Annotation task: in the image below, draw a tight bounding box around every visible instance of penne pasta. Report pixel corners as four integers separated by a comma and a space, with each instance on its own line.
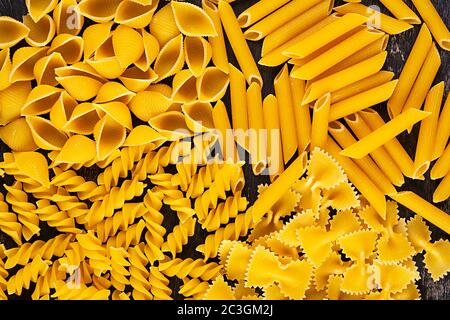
229, 63, 248, 151
379, 0, 421, 24
310, 93, 331, 150
237, 0, 290, 28
432, 94, 450, 160
247, 82, 267, 175
263, 95, 284, 180
212, 100, 236, 162
433, 172, 450, 203
431, 144, 450, 180
290, 77, 311, 153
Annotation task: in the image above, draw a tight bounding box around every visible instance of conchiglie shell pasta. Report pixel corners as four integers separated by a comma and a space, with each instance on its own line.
112, 25, 145, 68
55, 135, 96, 164
82, 21, 113, 60
26, 0, 58, 23
0, 81, 32, 125
184, 36, 212, 77
150, 3, 180, 47
77, 0, 122, 23
86, 57, 125, 79
171, 1, 217, 37
123, 125, 165, 147
33, 52, 66, 86
94, 101, 132, 130
0, 16, 30, 49
9, 46, 47, 83
115, 0, 158, 29
64, 102, 101, 135
94, 115, 126, 161
0, 48, 12, 90
14, 151, 50, 188
54, 61, 104, 80
154, 34, 184, 81
26, 115, 68, 150
172, 69, 198, 103
94, 82, 135, 104
148, 83, 172, 97
0, 118, 38, 151
129, 0, 152, 5
56, 75, 103, 101
49, 91, 77, 130
135, 30, 160, 72
182, 101, 215, 133
48, 34, 84, 64
23, 14, 55, 47
119, 66, 157, 92
129, 90, 172, 121
53, 0, 84, 35
149, 111, 192, 141
197, 67, 229, 102
21, 84, 62, 116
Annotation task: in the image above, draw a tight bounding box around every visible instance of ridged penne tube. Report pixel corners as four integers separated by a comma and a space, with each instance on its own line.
387, 24, 432, 118
261, 0, 331, 57
413, 82, 444, 178
359, 108, 416, 179
21, 84, 62, 116
115, 0, 158, 28
212, 100, 235, 162
171, 69, 197, 103
331, 71, 394, 104
329, 121, 396, 195
119, 66, 157, 92
129, 90, 171, 122
64, 103, 100, 134
341, 109, 431, 160
433, 173, 450, 203
284, 13, 367, 59
112, 25, 145, 68
135, 30, 159, 72
293, 28, 384, 80
53, 0, 84, 35
26, 0, 58, 22
49, 91, 77, 130
229, 64, 248, 151
411, 0, 450, 50
334, 3, 413, 35
9, 47, 47, 83
402, 44, 441, 115
326, 137, 386, 218
290, 77, 311, 153
0, 82, 31, 125
0, 118, 38, 151
184, 37, 212, 77
311, 94, 331, 150
95, 101, 132, 130
57, 75, 103, 101
274, 65, 298, 164
244, 0, 323, 41
0, 17, 30, 49
82, 21, 113, 60
237, 0, 290, 28
344, 113, 404, 187
431, 144, 450, 180
149, 111, 192, 141
94, 115, 126, 161
247, 82, 267, 175
329, 80, 398, 122
23, 14, 55, 47
55, 135, 97, 165
197, 67, 229, 102
154, 34, 185, 82
432, 94, 450, 160
26, 116, 68, 150
379, 0, 421, 24
33, 52, 66, 86
77, 0, 122, 23
218, 0, 262, 86
48, 34, 84, 64
390, 192, 450, 235
149, 3, 180, 47
0, 48, 12, 90
303, 52, 387, 104
171, 1, 217, 37
182, 101, 215, 133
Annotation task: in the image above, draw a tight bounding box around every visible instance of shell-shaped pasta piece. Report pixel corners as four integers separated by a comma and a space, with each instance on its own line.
129, 90, 172, 121
149, 111, 192, 141
21, 84, 62, 116
9, 46, 47, 83
0, 81, 32, 125
135, 29, 160, 72
197, 67, 229, 102
182, 101, 214, 133
184, 36, 212, 77
95, 101, 132, 130
154, 34, 184, 81
14, 151, 50, 187
53, 0, 84, 35
56, 75, 103, 101
123, 125, 165, 147
94, 115, 126, 161
26, 116, 68, 150
48, 34, 84, 64
171, 1, 217, 37
0, 48, 12, 90
119, 66, 157, 92
149, 3, 180, 47
26, 0, 58, 22
54, 61, 104, 81
82, 21, 113, 60
23, 14, 55, 47
172, 69, 197, 103
33, 52, 66, 86
55, 135, 96, 164
0, 16, 30, 49
77, 0, 122, 23
0, 118, 38, 151
64, 102, 100, 134
86, 57, 125, 79
94, 81, 135, 104
148, 83, 172, 97
115, 0, 158, 28
49, 91, 77, 130
112, 25, 145, 68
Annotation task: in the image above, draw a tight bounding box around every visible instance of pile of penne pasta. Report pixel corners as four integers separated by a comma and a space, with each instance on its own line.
0, 0, 449, 300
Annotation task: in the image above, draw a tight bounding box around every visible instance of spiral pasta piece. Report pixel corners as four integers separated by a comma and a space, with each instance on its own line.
149, 267, 172, 300
159, 257, 222, 281
162, 217, 197, 258
6, 255, 50, 296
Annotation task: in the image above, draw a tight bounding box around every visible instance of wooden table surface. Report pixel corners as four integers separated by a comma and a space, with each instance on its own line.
0, 0, 449, 300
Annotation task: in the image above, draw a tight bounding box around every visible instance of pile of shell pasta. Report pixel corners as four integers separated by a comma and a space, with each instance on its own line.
0, 0, 449, 300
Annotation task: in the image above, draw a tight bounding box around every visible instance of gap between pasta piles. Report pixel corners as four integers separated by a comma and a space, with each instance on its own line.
0, 0, 449, 300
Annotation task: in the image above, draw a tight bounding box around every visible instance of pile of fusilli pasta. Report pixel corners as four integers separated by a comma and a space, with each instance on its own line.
0, 0, 449, 300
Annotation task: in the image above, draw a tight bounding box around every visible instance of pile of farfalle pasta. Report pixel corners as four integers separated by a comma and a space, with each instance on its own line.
0, 0, 449, 300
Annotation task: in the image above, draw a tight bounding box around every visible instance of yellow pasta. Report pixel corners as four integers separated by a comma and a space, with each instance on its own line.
171, 1, 217, 37
229, 63, 248, 151
263, 95, 284, 179
149, 2, 180, 47
0, 17, 30, 50
182, 101, 215, 133
26, 0, 57, 23
171, 69, 197, 104
290, 77, 311, 153
53, 0, 84, 35
379, 0, 421, 24
114, 0, 158, 29
0, 48, 11, 90
153, 34, 184, 81
310, 93, 331, 150
33, 52, 66, 86
184, 36, 212, 77
77, 0, 122, 23
112, 25, 145, 68
10, 46, 47, 83
237, 0, 290, 28
434, 172, 450, 203
0, 81, 31, 125
196, 67, 229, 102
48, 34, 84, 65
432, 94, 450, 160
23, 14, 55, 47
212, 100, 236, 162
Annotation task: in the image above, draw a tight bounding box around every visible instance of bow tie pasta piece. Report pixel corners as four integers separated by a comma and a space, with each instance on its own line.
54, 135, 96, 165
0, 81, 32, 125
77, 0, 122, 23
135, 30, 160, 72
321, 181, 360, 211
171, 69, 198, 103
306, 147, 347, 190
154, 34, 185, 82
115, 0, 158, 29
26, 116, 68, 150
184, 36, 212, 77
0, 48, 11, 90
22, 14, 55, 47
338, 230, 378, 261
314, 253, 350, 291
223, 241, 252, 281
277, 210, 316, 248
0, 17, 30, 50
33, 52, 66, 86
203, 275, 235, 300
257, 184, 300, 219
48, 34, 84, 65
10, 46, 47, 83
391, 283, 421, 300
292, 178, 322, 215
21, 84, 62, 116
171, 1, 217, 37
149, 3, 180, 47
374, 262, 418, 296
0, 118, 38, 152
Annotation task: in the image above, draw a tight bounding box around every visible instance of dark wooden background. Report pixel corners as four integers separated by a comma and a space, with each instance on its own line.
0, 0, 448, 300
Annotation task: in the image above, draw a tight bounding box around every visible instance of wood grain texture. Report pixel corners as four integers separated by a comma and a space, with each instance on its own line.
0, 0, 449, 300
